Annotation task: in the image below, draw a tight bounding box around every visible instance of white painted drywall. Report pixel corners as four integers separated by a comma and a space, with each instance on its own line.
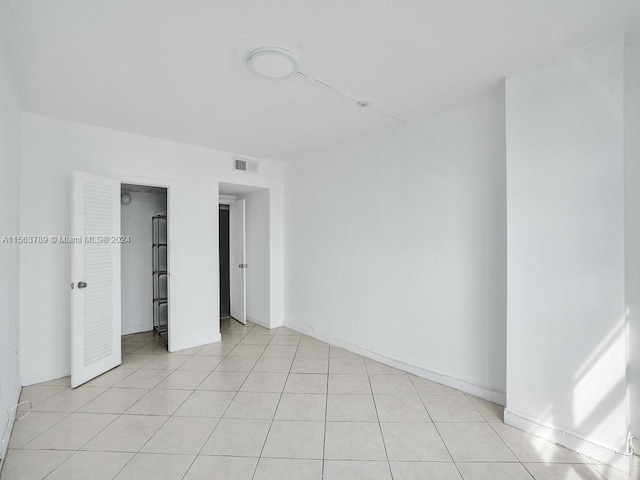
0, 38, 22, 460
269, 185, 285, 328
505, 38, 627, 464
121, 192, 167, 335
239, 189, 270, 327
19, 114, 284, 385
284, 95, 507, 401
625, 44, 640, 451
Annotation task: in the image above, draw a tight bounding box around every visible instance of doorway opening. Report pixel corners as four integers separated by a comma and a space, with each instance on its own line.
121, 183, 169, 351
219, 182, 270, 330
219, 204, 231, 318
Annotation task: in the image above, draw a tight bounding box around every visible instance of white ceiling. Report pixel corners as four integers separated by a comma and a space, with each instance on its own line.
1, 0, 639, 161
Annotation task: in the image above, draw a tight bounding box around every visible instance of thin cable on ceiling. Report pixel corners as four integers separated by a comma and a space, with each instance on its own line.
296, 71, 408, 125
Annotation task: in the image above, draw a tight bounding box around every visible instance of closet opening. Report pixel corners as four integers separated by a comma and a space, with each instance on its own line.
121, 183, 170, 352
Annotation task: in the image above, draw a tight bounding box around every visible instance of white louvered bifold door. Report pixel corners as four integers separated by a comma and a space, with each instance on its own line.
71, 171, 121, 388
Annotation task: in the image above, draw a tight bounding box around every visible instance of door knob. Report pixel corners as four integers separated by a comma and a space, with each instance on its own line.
78, 281, 88, 289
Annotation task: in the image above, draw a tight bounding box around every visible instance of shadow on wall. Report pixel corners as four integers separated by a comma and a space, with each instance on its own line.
571, 320, 627, 452
528, 319, 629, 473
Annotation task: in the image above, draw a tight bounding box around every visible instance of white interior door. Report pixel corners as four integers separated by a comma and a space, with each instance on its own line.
71, 171, 122, 388
229, 199, 246, 324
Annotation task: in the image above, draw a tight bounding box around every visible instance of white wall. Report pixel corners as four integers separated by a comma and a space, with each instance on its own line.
625, 44, 640, 452
121, 191, 167, 335
240, 189, 271, 328
505, 38, 628, 467
19, 114, 284, 385
269, 185, 285, 327
0, 39, 22, 461
285, 95, 507, 402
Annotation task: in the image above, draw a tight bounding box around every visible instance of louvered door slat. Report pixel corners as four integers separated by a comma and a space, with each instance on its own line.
71, 172, 121, 388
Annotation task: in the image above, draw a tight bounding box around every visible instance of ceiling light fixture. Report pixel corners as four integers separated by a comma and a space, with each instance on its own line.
247, 47, 298, 79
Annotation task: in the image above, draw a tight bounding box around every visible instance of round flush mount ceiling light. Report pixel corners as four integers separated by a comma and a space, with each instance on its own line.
120, 192, 132, 206
247, 47, 298, 79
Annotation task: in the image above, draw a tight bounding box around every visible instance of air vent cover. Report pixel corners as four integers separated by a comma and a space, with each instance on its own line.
233, 157, 258, 173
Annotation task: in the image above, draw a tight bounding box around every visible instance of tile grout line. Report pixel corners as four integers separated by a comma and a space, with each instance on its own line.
107, 332, 200, 480
480, 401, 608, 480
30, 335, 157, 478
465, 395, 584, 479
178, 321, 260, 480
94, 331, 222, 479
321, 348, 331, 479
9, 331, 195, 479
365, 358, 395, 480
250, 327, 303, 480
475, 401, 535, 479
11, 410, 72, 451
411, 376, 466, 480
11, 328, 617, 480
34, 333, 165, 479
77, 337, 155, 479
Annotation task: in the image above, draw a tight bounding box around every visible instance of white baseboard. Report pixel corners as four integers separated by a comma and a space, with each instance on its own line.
170, 331, 221, 353
22, 366, 70, 387
1, 384, 22, 462
284, 321, 506, 406
246, 315, 269, 329
246, 315, 284, 330
504, 410, 631, 472
268, 317, 284, 329
122, 322, 153, 335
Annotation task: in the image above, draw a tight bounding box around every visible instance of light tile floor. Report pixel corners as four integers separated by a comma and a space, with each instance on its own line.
2, 319, 639, 479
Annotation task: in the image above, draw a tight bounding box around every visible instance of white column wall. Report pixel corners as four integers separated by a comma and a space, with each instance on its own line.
625, 44, 640, 453
505, 37, 628, 468
0, 38, 22, 461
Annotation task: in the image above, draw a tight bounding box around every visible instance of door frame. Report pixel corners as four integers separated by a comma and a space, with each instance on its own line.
217, 182, 272, 329
219, 194, 244, 324
119, 175, 175, 352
